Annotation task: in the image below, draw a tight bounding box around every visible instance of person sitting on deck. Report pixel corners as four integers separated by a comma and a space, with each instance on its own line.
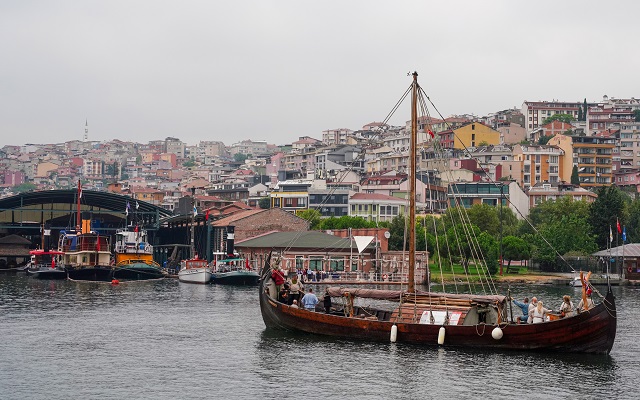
559, 295, 575, 318
527, 297, 538, 323
291, 299, 299, 309
531, 300, 551, 323
512, 297, 530, 324
301, 288, 319, 312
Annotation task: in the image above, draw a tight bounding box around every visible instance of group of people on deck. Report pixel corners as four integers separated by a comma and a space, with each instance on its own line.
512, 290, 595, 324
271, 267, 332, 312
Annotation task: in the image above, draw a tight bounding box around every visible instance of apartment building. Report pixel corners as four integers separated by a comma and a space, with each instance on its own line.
438, 122, 500, 150
549, 135, 615, 189
512, 144, 564, 188
521, 100, 584, 134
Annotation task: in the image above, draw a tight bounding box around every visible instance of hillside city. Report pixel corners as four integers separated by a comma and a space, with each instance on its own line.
2, 95, 640, 221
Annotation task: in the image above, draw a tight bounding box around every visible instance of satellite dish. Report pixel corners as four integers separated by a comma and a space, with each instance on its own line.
384, 231, 391, 239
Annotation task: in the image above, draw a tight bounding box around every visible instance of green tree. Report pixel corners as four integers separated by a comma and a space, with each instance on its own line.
477, 231, 499, 275
542, 113, 575, 125
501, 235, 531, 267
626, 199, 640, 243
317, 216, 377, 231
467, 203, 500, 237
13, 182, 37, 193
234, 153, 249, 163
183, 159, 196, 168
527, 215, 597, 271
634, 109, 640, 122
258, 197, 270, 209
578, 106, 583, 121
571, 165, 580, 185
583, 98, 588, 121
296, 209, 321, 229
538, 135, 553, 145
589, 185, 628, 249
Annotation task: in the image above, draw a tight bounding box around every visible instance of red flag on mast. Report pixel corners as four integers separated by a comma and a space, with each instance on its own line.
617, 218, 622, 234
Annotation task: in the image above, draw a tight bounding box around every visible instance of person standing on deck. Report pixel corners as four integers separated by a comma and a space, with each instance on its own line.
301, 288, 319, 311
323, 288, 332, 313
271, 267, 286, 300
578, 291, 595, 312
289, 276, 303, 306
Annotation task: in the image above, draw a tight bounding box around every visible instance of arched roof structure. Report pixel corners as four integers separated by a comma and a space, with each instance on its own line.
0, 190, 172, 233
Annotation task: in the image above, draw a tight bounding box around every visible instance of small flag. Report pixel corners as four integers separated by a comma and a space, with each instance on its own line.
427, 129, 434, 138
136, 201, 139, 210
609, 225, 613, 243
617, 218, 622, 234
193, 206, 198, 217
623, 226, 627, 242
126, 201, 130, 216
79, 187, 83, 199
205, 209, 210, 221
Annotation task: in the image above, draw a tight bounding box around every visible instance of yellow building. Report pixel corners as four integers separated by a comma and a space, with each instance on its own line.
439, 122, 500, 150
548, 134, 615, 189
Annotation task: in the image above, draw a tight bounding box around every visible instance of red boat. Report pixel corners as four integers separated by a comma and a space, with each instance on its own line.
259, 72, 616, 354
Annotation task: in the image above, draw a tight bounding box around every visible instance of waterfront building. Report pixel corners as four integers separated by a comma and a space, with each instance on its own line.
527, 181, 597, 207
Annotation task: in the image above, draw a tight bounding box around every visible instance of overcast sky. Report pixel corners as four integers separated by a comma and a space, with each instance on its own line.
1, 1, 638, 148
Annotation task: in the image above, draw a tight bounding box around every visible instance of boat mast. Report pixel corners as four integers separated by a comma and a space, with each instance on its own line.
408, 72, 418, 293
190, 188, 196, 259
76, 179, 82, 233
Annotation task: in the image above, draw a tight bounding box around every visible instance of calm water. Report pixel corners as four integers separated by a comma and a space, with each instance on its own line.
1, 274, 638, 400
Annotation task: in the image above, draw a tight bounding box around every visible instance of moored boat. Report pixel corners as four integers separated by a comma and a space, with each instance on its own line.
59, 180, 113, 282
26, 249, 67, 280
61, 230, 113, 281
258, 72, 617, 354
177, 195, 212, 284
112, 226, 164, 281
178, 257, 212, 284
210, 228, 259, 285
211, 257, 259, 285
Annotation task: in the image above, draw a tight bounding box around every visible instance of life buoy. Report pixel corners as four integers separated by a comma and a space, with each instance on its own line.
383, 274, 388, 281
628, 266, 633, 274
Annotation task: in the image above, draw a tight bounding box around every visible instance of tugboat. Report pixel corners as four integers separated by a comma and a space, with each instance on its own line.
112, 215, 165, 281
60, 181, 113, 281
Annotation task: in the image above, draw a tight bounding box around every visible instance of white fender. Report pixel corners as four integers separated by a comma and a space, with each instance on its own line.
390, 324, 398, 343
492, 326, 503, 340
437, 326, 445, 345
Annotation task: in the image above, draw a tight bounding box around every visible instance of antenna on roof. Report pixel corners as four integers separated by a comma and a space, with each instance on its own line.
83, 119, 89, 142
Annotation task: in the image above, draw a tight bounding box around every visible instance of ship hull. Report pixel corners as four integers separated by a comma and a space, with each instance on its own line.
259, 273, 616, 354
212, 270, 259, 285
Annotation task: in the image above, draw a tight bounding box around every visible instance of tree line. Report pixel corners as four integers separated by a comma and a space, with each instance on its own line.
296, 185, 634, 274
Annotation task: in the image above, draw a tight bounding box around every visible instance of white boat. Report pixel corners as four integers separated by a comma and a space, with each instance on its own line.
178, 257, 212, 284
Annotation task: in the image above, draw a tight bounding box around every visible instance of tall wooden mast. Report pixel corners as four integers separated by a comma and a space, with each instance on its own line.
408, 72, 418, 293
76, 179, 82, 233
